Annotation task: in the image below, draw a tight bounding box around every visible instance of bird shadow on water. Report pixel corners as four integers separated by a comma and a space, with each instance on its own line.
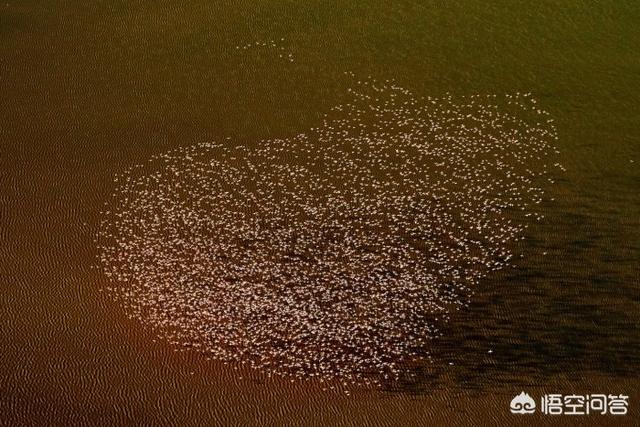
382, 190, 640, 395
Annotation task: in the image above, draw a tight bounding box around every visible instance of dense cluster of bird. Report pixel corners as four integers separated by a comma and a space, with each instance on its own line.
96, 76, 561, 385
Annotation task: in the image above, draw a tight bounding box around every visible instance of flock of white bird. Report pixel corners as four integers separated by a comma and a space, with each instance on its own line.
96, 76, 561, 386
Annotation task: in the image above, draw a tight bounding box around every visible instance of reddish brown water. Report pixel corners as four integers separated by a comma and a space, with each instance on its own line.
2, 1, 638, 425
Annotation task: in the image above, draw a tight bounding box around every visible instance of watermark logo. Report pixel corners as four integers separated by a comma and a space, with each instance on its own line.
510, 392, 629, 416
510, 391, 536, 414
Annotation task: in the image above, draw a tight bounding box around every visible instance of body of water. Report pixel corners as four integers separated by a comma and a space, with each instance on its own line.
1, 1, 638, 425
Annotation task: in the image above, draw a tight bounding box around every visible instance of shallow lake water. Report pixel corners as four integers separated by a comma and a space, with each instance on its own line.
1, 1, 638, 425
